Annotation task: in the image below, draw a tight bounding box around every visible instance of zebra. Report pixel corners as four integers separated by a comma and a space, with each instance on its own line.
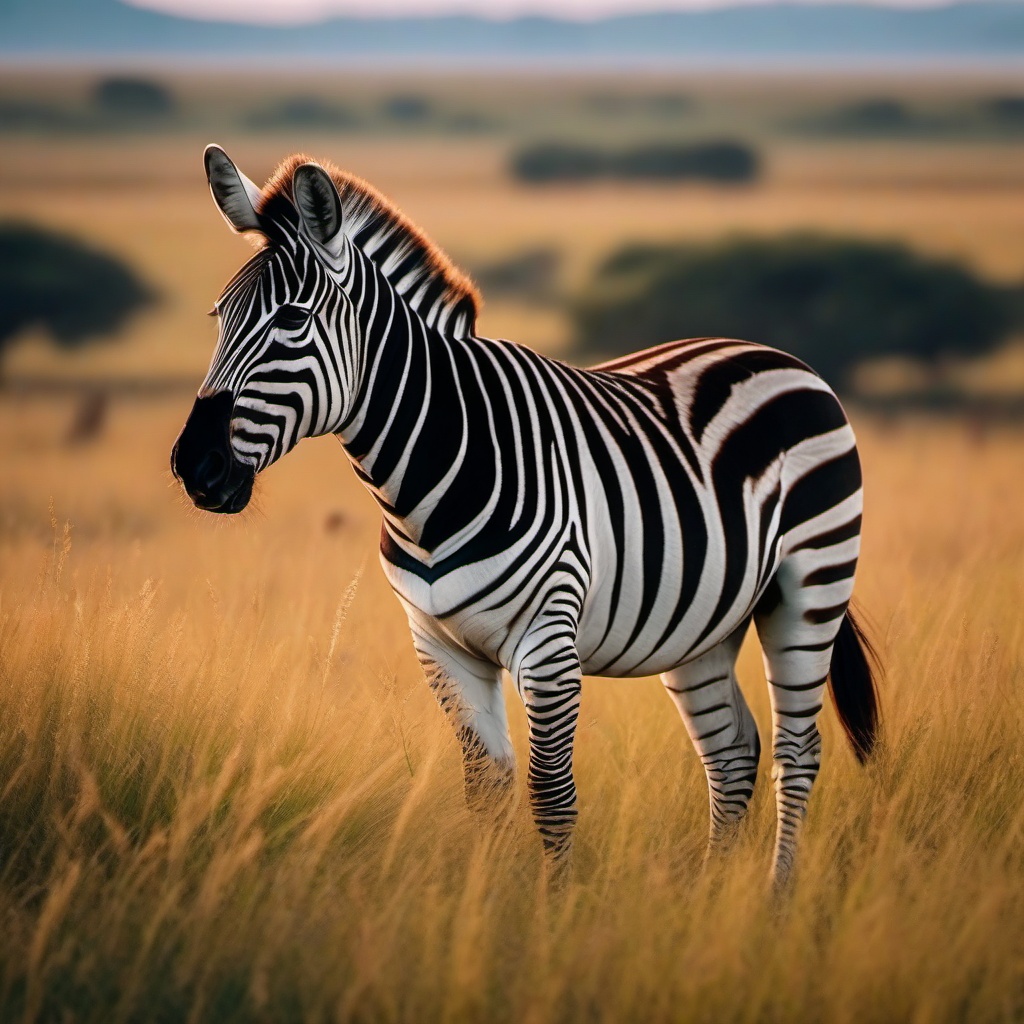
172, 145, 879, 887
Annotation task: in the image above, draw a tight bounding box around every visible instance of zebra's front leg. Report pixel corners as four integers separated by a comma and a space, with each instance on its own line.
412, 634, 515, 816
514, 640, 582, 869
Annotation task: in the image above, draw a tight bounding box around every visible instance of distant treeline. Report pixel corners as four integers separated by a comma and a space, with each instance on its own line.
0, 78, 497, 135
795, 94, 1024, 137
244, 93, 496, 134
570, 235, 1022, 389
4, 76, 1023, 142
510, 141, 759, 184
0, 76, 176, 132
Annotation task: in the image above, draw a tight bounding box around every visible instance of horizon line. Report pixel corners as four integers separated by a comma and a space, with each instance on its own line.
122, 0, 1007, 28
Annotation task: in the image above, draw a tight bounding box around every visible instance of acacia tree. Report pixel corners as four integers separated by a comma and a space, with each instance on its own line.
93, 77, 175, 118
572, 234, 1015, 389
0, 223, 155, 377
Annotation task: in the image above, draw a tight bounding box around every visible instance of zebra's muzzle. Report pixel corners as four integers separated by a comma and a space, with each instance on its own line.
171, 390, 255, 514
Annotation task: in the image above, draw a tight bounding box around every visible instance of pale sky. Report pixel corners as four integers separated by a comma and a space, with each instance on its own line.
127, 0, 973, 25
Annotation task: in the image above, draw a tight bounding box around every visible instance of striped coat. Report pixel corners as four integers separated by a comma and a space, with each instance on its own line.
173, 147, 879, 886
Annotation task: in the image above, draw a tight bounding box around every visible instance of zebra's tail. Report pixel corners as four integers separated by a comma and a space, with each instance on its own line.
827, 607, 881, 764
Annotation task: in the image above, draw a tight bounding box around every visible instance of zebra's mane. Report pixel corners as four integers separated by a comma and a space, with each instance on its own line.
258, 154, 481, 339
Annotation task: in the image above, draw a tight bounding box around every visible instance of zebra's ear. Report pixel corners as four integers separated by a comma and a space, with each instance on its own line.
292, 163, 343, 248
204, 144, 263, 234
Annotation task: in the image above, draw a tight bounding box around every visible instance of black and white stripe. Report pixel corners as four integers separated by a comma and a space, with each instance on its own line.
175, 146, 879, 886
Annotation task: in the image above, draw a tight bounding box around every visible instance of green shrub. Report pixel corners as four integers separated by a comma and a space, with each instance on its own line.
571, 234, 1016, 388
0, 223, 155, 367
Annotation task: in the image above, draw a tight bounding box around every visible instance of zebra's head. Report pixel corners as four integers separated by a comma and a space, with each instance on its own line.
172, 145, 480, 515
172, 145, 361, 513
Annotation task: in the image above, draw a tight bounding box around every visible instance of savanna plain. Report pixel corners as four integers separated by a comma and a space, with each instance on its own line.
1, 69, 1024, 1023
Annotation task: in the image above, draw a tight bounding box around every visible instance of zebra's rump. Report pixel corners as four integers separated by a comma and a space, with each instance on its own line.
572, 338, 862, 677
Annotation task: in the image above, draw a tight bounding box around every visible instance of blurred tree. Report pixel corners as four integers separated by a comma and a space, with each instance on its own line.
611, 141, 758, 182
382, 94, 432, 123
511, 140, 759, 184
0, 100, 76, 131
245, 96, 359, 131
795, 97, 930, 138
830, 98, 910, 131
0, 223, 155, 374
572, 235, 1015, 389
985, 95, 1024, 125
444, 110, 498, 134
64, 390, 109, 446
583, 92, 694, 117
470, 248, 561, 304
93, 76, 174, 118
648, 93, 695, 116
511, 143, 607, 183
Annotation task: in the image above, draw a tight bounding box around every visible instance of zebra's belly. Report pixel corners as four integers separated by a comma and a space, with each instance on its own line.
384, 479, 782, 680
574, 561, 768, 679
573, 474, 780, 679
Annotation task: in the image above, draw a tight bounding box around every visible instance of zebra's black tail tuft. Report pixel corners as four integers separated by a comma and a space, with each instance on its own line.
827, 608, 880, 764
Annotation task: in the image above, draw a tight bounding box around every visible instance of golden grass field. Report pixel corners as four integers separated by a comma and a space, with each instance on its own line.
1, 70, 1024, 1022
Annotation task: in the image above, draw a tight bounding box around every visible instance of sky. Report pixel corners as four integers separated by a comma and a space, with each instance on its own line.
126, 0, 978, 25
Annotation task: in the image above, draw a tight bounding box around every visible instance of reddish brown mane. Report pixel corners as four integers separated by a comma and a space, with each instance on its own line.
257, 154, 480, 337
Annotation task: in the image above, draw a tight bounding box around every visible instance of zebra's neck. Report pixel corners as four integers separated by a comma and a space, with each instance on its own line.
334, 264, 490, 559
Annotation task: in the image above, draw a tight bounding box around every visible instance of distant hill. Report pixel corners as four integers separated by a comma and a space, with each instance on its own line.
2, 0, 1024, 61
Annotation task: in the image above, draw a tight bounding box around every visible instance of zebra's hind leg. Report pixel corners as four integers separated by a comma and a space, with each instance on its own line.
662, 621, 760, 860
412, 633, 515, 816
754, 552, 856, 889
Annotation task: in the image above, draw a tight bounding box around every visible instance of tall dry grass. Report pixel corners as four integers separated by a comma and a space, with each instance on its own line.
1, 398, 1023, 1023
2, 77, 1024, 1018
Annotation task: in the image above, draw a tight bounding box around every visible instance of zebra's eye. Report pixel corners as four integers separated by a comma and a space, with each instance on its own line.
272, 305, 311, 332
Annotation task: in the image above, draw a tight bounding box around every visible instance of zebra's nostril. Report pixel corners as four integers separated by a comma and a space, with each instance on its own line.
195, 449, 229, 492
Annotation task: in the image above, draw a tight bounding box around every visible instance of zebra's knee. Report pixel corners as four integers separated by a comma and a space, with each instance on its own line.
533, 802, 577, 863
768, 721, 822, 883
771, 724, 822, 797
704, 731, 761, 839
